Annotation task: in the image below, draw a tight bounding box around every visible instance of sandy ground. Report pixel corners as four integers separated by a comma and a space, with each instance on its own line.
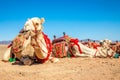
0, 45, 120, 80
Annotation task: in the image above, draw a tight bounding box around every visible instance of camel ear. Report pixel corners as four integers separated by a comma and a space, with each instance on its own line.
41, 17, 45, 24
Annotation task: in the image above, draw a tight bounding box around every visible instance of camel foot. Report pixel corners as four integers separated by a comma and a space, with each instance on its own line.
50, 58, 59, 63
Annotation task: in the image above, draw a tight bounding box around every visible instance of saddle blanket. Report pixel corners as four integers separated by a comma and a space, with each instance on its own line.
52, 41, 67, 58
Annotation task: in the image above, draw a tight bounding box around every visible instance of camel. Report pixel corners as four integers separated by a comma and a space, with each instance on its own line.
68, 39, 116, 58
52, 34, 116, 58
2, 17, 59, 65
25, 17, 59, 63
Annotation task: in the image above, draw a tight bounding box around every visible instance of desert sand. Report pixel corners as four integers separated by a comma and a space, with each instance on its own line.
0, 45, 120, 80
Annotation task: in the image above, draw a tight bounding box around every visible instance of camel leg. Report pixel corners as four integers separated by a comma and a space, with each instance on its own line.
2, 47, 11, 61
74, 52, 92, 57
73, 42, 96, 57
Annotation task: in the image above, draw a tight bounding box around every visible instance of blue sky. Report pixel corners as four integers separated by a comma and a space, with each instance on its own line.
0, 0, 120, 41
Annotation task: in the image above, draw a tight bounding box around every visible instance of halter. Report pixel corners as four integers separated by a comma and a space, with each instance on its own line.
94, 47, 115, 58
31, 20, 42, 35
107, 48, 115, 58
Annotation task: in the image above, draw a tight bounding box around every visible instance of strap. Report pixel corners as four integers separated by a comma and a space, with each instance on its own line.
70, 38, 82, 54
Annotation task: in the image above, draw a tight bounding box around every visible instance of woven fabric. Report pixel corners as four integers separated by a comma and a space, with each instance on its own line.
52, 41, 67, 58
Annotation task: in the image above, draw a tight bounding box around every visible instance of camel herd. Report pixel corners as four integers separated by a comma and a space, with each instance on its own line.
2, 17, 120, 65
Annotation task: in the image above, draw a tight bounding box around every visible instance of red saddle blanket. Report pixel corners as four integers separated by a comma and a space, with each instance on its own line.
52, 41, 67, 58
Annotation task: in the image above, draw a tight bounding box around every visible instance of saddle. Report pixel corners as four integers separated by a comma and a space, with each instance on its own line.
52, 41, 68, 58
10, 31, 31, 59
52, 36, 71, 58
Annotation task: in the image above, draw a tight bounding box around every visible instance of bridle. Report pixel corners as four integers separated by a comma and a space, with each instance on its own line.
31, 20, 42, 35
107, 48, 115, 58
93, 44, 115, 58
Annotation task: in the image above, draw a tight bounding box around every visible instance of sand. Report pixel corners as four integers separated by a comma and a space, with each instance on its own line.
0, 45, 120, 80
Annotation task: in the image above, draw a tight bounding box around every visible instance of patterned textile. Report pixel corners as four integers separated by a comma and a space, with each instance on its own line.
11, 31, 30, 59
52, 41, 68, 58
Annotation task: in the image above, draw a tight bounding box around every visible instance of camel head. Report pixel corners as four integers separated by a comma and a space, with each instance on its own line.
100, 39, 112, 49
100, 39, 116, 57
23, 17, 45, 32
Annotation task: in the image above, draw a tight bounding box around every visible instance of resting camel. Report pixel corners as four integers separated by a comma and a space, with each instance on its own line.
2, 17, 59, 65
69, 38, 116, 58
52, 34, 116, 58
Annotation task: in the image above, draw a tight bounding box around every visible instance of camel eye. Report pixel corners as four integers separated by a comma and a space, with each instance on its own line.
36, 23, 39, 26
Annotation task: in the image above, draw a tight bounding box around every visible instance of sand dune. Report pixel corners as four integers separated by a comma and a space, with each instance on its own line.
0, 45, 120, 80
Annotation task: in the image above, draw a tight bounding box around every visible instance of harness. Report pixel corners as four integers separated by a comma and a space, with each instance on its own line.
93, 50, 98, 57
68, 38, 82, 57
